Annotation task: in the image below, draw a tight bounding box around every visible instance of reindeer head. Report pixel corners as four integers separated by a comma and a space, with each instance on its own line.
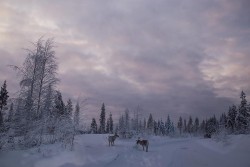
136, 137, 141, 145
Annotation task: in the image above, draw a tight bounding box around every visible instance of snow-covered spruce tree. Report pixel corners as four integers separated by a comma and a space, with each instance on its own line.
219, 113, 227, 129
7, 103, 14, 123
0, 80, 9, 130
143, 118, 147, 133
125, 109, 130, 135
0, 80, 9, 149
90, 118, 97, 134
118, 115, 125, 137
74, 101, 80, 133
153, 120, 158, 135
187, 116, 193, 134
106, 112, 113, 134
205, 116, 218, 136
109, 114, 113, 134
200, 120, 206, 134
147, 113, 154, 134
165, 115, 171, 135
177, 116, 183, 135
65, 99, 73, 117
99, 103, 106, 134
237, 91, 249, 133
227, 105, 237, 133
53, 91, 74, 149
132, 105, 141, 134
183, 119, 187, 133
194, 117, 199, 135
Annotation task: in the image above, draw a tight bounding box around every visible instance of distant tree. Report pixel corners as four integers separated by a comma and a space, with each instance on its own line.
237, 91, 249, 133
147, 113, 154, 134
0, 80, 9, 128
54, 91, 65, 116
106, 112, 113, 134
74, 101, 80, 131
110, 113, 113, 133
7, 103, 14, 123
187, 116, 193, 134
119, 115, 125, 136
143, 118, 147, 132
194, 117, 199, 134
219, 113, 227, 128
200, 120, 206, 133
65, 99, 73, 117
227, 105, 237, 133
205, 116, 218, 135
159, 119, 165, 135
153, 120, 158, 135
125, 109, 130, 133
90, 118, 97, 134
99, 103, 106, 134
183, 119, 187, 133
165, 115, 171, 135
177, 116, 183, 135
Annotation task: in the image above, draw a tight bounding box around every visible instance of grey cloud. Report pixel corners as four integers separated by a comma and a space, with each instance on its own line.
0, 0, 249, 123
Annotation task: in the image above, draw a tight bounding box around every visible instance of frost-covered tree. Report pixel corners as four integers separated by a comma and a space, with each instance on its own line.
119, 115, 125, 136
65, 99, 73, 117
165, 115, 171, 135
187, 116, 193, 134
12, 38, 58, 121
147, 113, 154, 134
125, 109, 130, 133
205, 116, 218, 136
153, 120, 158, 135
183, 119, 187, 133
200, 120, 206, 134
99, 103, 106, 134
143, 118, 147, 132
227, 105, 237, 133
54, 91, 65, 116
0, 80, 9, 128
74, 101, 80, 131
177, 116, 183, 135
194, 117, 199, 134
90, 118, 97, 134
106, 112, 113, 134
237, 91, 249, 133
7, 103, 14, 123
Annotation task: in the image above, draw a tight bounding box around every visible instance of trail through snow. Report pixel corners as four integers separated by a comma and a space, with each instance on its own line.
0, 134, 250, 167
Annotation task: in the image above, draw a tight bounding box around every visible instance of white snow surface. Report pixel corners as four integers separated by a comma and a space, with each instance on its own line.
0, 134, 250, 167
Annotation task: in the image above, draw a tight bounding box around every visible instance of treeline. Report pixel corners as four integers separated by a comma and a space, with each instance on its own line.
89, 91, 250, 139
88, 104, 175, 138
0, 38, 81, 150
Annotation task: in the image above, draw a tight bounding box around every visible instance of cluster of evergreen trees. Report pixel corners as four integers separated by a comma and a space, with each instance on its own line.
89, 91, 250, 138
89, 103, 114, 134
177, 91, 250, 137
0, 38, 81, 150
117, 109, 175, 138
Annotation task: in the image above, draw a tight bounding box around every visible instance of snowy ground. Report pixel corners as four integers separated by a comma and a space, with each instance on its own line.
0, 134, 250, 167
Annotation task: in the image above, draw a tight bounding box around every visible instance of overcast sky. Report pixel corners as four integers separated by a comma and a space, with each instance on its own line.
0, 0, 250, 123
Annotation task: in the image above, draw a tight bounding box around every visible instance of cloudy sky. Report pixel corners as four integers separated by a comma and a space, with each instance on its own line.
0, 0, 250, 123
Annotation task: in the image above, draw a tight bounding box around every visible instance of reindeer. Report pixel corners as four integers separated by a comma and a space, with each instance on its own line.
108, 133, 119, 146
136, 138, 149, 152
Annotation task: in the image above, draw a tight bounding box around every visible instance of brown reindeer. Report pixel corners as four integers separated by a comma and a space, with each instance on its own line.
108, 133, 119, 146
136, 138, 149, 152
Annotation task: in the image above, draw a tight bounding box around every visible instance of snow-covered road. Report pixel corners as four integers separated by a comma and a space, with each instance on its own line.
0, 134, 250, 167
